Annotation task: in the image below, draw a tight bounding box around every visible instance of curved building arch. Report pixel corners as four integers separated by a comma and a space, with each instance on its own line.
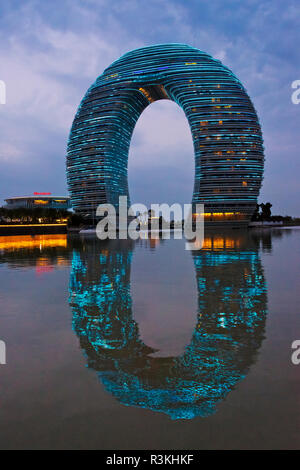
69, 234, 267, 419
67, 44, 264, 225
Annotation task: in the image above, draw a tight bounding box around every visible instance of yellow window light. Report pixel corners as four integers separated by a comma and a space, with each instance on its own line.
138, 87, 154, 103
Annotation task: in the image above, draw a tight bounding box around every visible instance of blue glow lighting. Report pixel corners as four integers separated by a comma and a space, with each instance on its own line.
67, 44, 264, 224
69, 235, 267, 419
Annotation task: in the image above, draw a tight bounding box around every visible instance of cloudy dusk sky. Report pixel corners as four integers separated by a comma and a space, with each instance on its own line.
0, 0, 299, 215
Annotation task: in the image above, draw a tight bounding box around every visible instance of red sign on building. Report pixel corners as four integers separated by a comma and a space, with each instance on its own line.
33, 192, 52, 195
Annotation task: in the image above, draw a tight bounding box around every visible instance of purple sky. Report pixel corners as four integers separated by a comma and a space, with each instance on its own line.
0, 0, 299, 215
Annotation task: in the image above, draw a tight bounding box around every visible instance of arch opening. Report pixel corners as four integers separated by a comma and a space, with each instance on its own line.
128, 99, 194, 211
131, 237, 198, 357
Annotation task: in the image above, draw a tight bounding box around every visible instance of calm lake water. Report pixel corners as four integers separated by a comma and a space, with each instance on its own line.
0, 228, 300, 449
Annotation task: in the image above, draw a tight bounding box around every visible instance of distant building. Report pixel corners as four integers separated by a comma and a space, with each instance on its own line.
4, 194, 71, 210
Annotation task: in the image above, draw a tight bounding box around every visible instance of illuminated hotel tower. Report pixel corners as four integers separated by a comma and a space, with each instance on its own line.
67, 44, 264, 225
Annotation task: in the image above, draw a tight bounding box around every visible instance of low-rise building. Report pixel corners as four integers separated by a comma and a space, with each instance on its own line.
4, 194, 71, 210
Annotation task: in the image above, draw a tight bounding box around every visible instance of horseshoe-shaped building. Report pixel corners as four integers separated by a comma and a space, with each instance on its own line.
67, 44, 264, 225
69, 234, 267, 419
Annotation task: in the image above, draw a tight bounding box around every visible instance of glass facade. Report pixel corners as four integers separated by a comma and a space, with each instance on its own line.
4, 196, 71, 210
67, 44, 264, 224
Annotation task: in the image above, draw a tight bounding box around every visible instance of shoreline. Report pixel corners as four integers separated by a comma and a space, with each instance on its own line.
0, 224, 67, 236
1, 223, 300, 237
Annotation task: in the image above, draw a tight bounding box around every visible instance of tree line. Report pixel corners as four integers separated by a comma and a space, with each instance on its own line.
0, 207, 85, 226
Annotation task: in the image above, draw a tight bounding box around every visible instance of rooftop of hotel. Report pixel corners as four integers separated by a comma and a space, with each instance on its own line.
5, 195, 70, 201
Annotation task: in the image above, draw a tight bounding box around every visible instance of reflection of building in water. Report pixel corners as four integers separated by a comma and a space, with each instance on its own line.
0, 234, 70, 269
70, 239, 139, 352
69, 233, 267, 420
136, 233, 163, 250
